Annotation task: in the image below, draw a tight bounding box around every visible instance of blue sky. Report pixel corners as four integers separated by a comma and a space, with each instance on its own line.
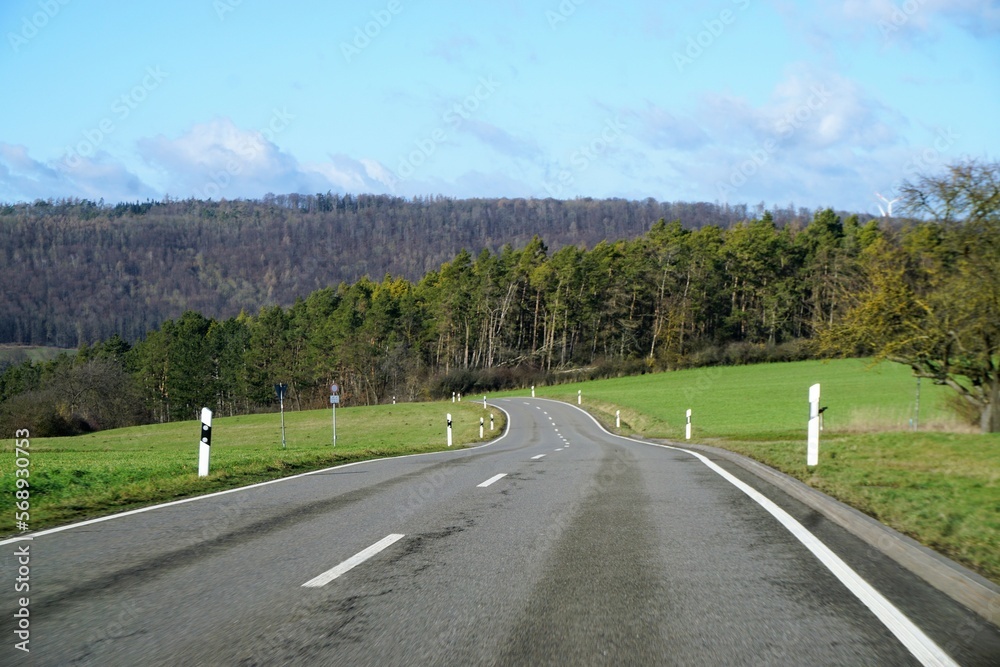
1, 0, 997, 215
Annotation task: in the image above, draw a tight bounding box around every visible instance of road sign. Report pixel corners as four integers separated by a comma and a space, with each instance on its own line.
330, 395, 340, 404
331, 384, 339, 394
274, 383, 287, 400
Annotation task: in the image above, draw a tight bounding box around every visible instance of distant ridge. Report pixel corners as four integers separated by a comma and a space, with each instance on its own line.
0, 194, 850, 347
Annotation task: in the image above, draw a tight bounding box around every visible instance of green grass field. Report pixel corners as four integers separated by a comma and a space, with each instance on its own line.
0, 344, 71, 364
1, 401, 503, 536
3, 358, 997, 585
510, 359, 1000, 584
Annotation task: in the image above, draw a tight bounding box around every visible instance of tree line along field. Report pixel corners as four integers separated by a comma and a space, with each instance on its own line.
0, 195, 824, 348
3, 163, 998, 439
0, 401, 502, 537
515, 358, 1000, 585
2, 207, 889, 435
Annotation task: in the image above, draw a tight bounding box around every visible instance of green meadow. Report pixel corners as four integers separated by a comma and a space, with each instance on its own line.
518, 359, 1000, 584
1, 401, 502, 535
0, 344, 69, 364
3, 357, 997, 585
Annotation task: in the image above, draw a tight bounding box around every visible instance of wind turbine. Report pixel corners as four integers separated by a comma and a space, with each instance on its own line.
875, 192, 901, 217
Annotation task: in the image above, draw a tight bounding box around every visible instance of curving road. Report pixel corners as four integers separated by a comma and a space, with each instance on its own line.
3, 398, 999, 665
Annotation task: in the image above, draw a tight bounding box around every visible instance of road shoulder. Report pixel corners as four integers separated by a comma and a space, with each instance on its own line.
652, 438, 1000, 627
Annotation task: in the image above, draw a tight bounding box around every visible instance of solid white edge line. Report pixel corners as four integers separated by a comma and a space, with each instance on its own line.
0, 403, 513, 547
477, 473, 507, 488
302, 533, 405, 587
525, 397, 958, 667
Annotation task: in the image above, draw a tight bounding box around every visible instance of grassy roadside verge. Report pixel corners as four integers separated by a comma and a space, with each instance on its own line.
509, 359, 1000, 585
1, 401, 504, 537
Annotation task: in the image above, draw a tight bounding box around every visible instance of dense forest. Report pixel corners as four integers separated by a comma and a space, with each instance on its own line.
0, 194, 855, 348
1, 206, 884, 435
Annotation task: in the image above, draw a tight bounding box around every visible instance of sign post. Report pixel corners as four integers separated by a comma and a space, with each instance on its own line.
330, 383, 340, 447
274, 383, 287, 448
808, 383, 820, 466
198, 407, 212, 477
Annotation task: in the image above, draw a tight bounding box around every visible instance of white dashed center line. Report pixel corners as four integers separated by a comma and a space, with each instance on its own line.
302, 534, 405, 587
477, 473, 508, 488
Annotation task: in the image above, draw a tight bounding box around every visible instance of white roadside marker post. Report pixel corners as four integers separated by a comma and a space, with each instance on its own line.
616, 410, 620, 429
480, 417, 484, 438
685, 409, 692, 440
483, 395, 487, 409
490, 413, 495, 431
808, 383, 820, 466
458, 392, 462, 402
275, 383, 287, 448
531, 385, 535, 398
447, 414, 453, 447
198, 407, 212, 477
330, 384, 339, 447
452, 391, 456, 403
577, 389, 582, 405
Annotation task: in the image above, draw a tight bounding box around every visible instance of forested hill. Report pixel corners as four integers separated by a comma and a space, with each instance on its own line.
0, 194, 837, 348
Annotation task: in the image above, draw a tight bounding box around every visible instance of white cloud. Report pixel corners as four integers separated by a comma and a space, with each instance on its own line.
304, 154, 399, 194
0, 143, 157, 203
460, 119, 542, 159
617, 66, 922, 210
631, 67, 901, 156
635, 104, 710, 151
803, 0, 1000, 46
138, 118, 400, 199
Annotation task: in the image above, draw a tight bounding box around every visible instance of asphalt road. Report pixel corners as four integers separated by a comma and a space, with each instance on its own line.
3, 398, 999, 665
